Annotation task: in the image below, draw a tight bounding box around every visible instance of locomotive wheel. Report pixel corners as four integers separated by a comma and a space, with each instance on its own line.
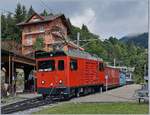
63, 94, 70, 100
42, 94, 47, 99
77, 92, 80, 97
76, 88, 80, 97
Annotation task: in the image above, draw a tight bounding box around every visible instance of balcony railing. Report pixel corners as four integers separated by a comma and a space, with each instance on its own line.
23, 30, 45, 35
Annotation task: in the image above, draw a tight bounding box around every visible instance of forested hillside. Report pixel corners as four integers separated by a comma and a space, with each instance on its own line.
1, 3, 148, 83
120, 32, 148, 48
69, 25, 148, 83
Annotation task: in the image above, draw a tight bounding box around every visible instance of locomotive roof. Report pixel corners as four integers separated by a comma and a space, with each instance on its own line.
67, 50, 103, 61
35, 50, 103, 61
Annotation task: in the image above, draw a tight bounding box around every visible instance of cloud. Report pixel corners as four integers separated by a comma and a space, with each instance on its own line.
70, 8, 96, 28
0, 0, 148, 39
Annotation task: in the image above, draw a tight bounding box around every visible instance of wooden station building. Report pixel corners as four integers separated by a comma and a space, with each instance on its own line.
1, 48, 36, 96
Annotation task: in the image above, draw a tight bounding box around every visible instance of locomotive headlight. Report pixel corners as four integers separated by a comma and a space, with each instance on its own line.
50, 83, 53, 86
41, 80, 45, 84
59, 80, 62, 84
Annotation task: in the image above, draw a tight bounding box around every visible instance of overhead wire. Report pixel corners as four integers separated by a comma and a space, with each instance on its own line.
0, 9, 14, 15
38, 0, 54, 14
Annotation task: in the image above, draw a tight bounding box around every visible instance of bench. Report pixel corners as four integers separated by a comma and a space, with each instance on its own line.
135, 90, 149, 103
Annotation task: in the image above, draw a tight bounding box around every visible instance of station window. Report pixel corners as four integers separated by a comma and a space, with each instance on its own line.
27, 35, 32, 45
39, 25, 44, 32
70, 59, 78, 71
58, 60, 64, 71
99, 63, 104, 71
28, 27, 31, 32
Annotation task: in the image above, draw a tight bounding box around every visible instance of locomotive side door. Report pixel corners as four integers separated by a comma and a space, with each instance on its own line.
55, 57, 67, 88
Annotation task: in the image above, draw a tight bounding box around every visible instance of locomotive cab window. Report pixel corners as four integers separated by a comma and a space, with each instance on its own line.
70, 59, 78, 71
38, 60, 55, 71
99, 63, 104, 71
58, 60, 64, 71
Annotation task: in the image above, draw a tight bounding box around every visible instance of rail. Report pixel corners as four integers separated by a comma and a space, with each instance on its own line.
1, 95, 62, 114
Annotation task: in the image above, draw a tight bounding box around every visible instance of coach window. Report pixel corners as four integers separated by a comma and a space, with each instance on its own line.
58, 60, 64, 71
99, 63, 104, 71
70, 59, 78, 71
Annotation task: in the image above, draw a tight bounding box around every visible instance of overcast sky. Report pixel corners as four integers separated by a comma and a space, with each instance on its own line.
0, 0, 148, 39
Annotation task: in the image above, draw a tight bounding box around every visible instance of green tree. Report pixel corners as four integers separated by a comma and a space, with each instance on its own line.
33, 37, 44, 50
82, 24, 89, 32
14, 3, 26, 42
6, 13, 15, 39
41, 9, 48, 16
14, 3, 23, 23
1, 14, 7, 39
1, 3, 26, 41
22, 5, 27, 20
27, 6, 34, 18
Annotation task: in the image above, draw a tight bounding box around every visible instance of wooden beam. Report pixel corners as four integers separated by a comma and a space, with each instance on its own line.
12, 56, 36, 66
13, 59, 35, 66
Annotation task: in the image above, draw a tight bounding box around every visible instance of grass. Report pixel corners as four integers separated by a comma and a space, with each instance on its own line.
33, 102, 149, 114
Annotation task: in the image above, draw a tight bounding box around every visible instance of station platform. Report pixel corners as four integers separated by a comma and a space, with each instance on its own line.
1, 92, 42, 106
71, 84, 141, 103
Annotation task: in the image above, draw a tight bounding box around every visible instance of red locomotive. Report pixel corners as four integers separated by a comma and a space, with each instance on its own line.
35, 50, 120, 99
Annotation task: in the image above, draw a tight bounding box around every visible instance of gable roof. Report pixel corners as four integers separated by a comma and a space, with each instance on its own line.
25, 12, 45, 23
17, 14, 62, 25
17, 12, 71, 33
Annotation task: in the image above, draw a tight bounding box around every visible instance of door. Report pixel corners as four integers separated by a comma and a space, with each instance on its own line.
55, 57, 67, 87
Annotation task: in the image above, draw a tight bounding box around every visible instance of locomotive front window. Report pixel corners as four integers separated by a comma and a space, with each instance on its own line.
70, 59, 78, 70
58, 60, 64, 70
38, 60, 55, 71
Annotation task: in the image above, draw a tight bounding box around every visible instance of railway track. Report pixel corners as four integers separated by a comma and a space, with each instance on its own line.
1, 96, 62, 114
1, 87, 119, 114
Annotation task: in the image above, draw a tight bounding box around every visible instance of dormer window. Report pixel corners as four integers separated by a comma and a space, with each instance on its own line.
28, 16, 41, 22
30, 16, 41, 22
32, 18, 40, 22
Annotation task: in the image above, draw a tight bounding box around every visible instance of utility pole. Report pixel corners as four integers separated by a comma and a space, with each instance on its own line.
144, 64, 146, 76
77, 32, 80, 51
114, 58, 116, 67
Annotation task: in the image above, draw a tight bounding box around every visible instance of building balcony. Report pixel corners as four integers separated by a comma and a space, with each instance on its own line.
51, 31, 64, 38
23, 44, 33, 47
23, 30, 45, 35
